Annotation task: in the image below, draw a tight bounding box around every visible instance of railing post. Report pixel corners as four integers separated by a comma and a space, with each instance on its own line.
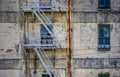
51, 0, 53, 8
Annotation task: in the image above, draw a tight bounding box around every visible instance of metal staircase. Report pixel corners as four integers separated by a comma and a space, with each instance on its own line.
32, 9, 59, 77
23, 0, 66, 47
32, 9, 54, 38
21, 0, 67, 77
34, 47, 55, 77
32, 9, 62, 47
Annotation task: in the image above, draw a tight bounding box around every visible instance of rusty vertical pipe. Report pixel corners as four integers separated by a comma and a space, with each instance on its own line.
67, 0, 72, 77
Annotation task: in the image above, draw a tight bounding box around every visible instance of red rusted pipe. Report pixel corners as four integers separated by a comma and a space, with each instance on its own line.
67, 0, 72, 77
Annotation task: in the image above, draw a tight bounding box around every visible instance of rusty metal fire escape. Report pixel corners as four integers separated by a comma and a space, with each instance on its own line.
21, 0, 67, 77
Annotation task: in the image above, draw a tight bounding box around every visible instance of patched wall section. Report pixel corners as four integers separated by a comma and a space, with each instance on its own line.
0, 23, 24, 77
0, 23, 21, 59
0, 23, 23, 70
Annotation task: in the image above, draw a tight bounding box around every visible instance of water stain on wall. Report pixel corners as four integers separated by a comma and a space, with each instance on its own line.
6, 49, 13, 53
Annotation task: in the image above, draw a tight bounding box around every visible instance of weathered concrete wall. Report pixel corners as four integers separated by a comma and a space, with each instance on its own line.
22, 0, 120, 76
0, 23, 24, 77
73, 23, 120, 58
0, 23, 22, 59
24, 23, 68, 48
72, 0, 120, 76
0, 0, 20, 11
26, 49, 67, 68
20, 11, 68, 77
0, 59, 22, 69
73, 0, 120, 12
0, 70, 24, 77
24, 49, 68, 77
73, 12, 120, 23
73, 0, 97, 11
0, 0, 20, 22
25, 69, 66, 77
73, 69, 120, 77
25, 13, 67, 23
111, 0, 120, 12
73, 58, 120, 69
0, 1, 22, 77
0, 0, 120, 77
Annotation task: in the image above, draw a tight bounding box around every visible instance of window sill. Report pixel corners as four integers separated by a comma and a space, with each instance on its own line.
98, 48, 110, 51
98, 8, 111, 11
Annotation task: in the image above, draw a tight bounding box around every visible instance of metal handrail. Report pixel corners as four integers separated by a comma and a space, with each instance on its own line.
34, 47, 53, 77
21, 0, 67, 8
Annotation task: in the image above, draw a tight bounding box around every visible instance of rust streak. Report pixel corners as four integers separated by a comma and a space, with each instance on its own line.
68, 0, 72, 77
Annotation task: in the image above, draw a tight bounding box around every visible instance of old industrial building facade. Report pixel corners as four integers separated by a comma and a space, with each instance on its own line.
0, 0, 120, 77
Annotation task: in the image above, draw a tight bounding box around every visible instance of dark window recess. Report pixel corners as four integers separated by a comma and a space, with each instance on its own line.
98, 0, 110, 9
40, 25, 53, 45
98, 24, 110, 49
98, 73, 110, 77
42, 74, 54, 77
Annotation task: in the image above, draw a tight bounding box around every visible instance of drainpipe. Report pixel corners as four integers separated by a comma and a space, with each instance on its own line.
68, 0, 72, 77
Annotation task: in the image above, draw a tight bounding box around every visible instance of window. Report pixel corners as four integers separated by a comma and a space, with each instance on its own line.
98, 24, 110, 49
98, 72, 110, 77
98, 0, 110, 9
42, 74, 54, 77
40, 25, 53, 45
